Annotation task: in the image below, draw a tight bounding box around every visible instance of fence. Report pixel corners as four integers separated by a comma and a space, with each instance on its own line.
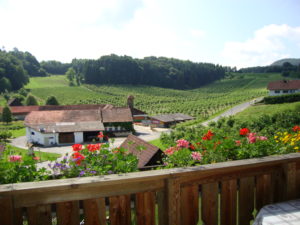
1, 153, 300, 225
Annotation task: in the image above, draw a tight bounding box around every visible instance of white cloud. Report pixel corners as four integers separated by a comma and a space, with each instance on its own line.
221, 24, 300, 68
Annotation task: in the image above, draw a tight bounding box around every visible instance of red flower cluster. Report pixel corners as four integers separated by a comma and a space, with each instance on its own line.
293, 125, 300, 132
72, 144, 83, 151
189, 144, 196, 150
202, 130, 214, 140
98, 132, 104, 138
240, 128, 250, 136
73, 152, 85, 165
87, 144, 101, 152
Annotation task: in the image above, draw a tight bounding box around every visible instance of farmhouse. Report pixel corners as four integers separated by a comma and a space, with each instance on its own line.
25, 107, 133, 146
150, 113, 194, 128
119, 134, 164, 170
127, 95, 149, 123
267, 80, 300, 96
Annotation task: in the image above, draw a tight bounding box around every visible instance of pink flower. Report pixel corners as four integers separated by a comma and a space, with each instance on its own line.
235, 140, 241, 146
191, 152, 202, 161
176, 139, 190, 148
259, 136, 268, 141
33, 156, 40, 161
165, 147, 175, 156
247, 133, 257, 143
9, 155, 22, 162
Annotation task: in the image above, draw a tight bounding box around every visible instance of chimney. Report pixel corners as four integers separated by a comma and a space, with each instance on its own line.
127, 95, 134, 109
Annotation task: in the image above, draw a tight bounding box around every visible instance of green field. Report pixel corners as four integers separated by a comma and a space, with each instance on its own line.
23, 73, 283, 119
234, 101, 300, 121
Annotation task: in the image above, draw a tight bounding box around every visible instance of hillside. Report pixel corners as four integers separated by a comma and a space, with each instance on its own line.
19, 73, 283, 120
271, 58, 300, 66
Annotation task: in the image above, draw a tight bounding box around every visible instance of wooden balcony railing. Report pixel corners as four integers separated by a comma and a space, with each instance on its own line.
1, 153, 300, 225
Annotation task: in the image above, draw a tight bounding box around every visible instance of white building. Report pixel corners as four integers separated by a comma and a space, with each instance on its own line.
267, 80, 300, 96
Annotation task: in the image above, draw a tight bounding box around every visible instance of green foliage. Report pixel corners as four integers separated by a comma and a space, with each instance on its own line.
25, 94, 38, 105
263, 93, 300, 104
45, 95, 59, 105
76, 55, 225, 89
2, 106, 12, 123
0, 77, 12, 92
40, 60, 70, 74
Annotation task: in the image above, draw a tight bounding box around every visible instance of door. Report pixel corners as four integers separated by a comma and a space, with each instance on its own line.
59, 132, 75, 144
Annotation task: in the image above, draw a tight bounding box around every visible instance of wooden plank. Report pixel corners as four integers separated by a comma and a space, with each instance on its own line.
109, 195, 131, 225
221, 179, 237, 225
297, 168, 300, 198
180, 184, 199, 225
201, 182, 218, 225
272, 169, 284, 203
135, 192, 155, 225
256, 174, 272, 211
14, 207, 24, 225
167, 177, 180, 225
27, 205, 52, 225
283, 162, 297, 200
0, 196, 14, 225
57, 201, 80, 225
83, 198, 106, 225
238, 177, 254, 225
157, 190, 168, 225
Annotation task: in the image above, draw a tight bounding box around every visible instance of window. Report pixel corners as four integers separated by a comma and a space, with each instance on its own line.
31, 132, 35, 135
290, 90, 295, 93
275, 90, 280, 93
283, 90, 288, 93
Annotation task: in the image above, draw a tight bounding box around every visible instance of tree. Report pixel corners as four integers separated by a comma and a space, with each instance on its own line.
2, 106, 12, 123
45, 96, 59, 105
0, 77, 12, 93
25, 95, 38, 105
65, 68, 76, 86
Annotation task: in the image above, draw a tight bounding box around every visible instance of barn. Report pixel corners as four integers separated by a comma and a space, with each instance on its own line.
25, 107, 133, 146
150, 113, 194, 128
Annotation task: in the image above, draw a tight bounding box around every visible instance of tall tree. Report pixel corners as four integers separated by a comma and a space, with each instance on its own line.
2, 106, 12, 123
25, 95, 38, 106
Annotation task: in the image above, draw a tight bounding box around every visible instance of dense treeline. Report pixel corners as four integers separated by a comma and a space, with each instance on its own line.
41, 60, 70, 74
0, 50, 29, 92
239, 62, 300, 75
71, 55, 225, 89
9, 48, 47, 77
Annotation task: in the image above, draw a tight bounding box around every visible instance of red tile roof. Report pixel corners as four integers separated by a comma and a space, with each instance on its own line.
267, 80, 300, 90
120, 134, 164, 169
102, 107, 133, 123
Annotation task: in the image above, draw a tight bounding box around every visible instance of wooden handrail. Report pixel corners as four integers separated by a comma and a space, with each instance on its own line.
1, 152, 300, 225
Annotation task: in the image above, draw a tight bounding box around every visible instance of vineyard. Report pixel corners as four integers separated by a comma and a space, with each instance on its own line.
24, 73, 283, 119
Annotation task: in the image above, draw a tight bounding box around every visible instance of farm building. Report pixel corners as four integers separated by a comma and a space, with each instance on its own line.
127, 95, 149, 123
1, 104, 113, 120
119, 134, 165, 170
25, 107, 133, 146
267, 80, 300, 96
150, 113, 194, 128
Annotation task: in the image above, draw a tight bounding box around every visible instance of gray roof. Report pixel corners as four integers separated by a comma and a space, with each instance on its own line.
151, 113, 194, 123
28, 121, 104, 133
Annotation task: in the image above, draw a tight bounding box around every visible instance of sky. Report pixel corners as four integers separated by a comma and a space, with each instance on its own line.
0, 0, 300, 68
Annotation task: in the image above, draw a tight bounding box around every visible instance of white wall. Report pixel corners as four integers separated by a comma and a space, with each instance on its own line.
269, 89, 300, 96
26, 127, 58, 146
74, 132, 83, 143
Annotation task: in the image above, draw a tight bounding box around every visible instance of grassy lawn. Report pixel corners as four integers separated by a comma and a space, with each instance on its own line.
1, 144, 61, 162
234, 101, 300, 121
0, 121, 26, 138
149, 138, 168, 150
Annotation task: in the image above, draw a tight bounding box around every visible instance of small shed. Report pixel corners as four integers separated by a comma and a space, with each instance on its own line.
120, 134, 165, 170
150, 113, 194, 128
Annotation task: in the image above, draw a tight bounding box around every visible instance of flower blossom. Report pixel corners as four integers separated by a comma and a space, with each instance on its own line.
258, 136, 268, 141
235, 140, 241, 146
72, 152, 85, 165
87, 144, 101, 152
202, 130, 214, 140
247, 133, 257, 143
9, 155, 22, 162
98, 131, 104, 138
176, 139, 190, 148
293, 125, 300, 132
165, 146, 179, 156
189, 144, 196, 150
33, 156, 40, 161
72, 144, 83, 151
240, 128, 250, 136
191, 152, 202, 161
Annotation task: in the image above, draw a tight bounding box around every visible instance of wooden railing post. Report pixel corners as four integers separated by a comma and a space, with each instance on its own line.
167, 177, 180, 225
283, 162, 297, 200
0, 196, 14, 225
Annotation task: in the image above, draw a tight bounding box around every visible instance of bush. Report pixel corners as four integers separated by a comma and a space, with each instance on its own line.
263, 93, 300, 104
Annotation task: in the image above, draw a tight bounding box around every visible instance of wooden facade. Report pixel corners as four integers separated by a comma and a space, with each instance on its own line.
1, 153, 300, 225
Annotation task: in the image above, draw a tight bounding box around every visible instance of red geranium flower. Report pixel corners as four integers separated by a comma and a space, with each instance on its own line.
202, 130, 214, 140
72, 144, 83, 151
98, 132, 104, 138
293, 125, 300, 132
87, 144, 101, 152
73, 152, 85, 165
189, 144, 196, 150
240, 128, 250, 136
